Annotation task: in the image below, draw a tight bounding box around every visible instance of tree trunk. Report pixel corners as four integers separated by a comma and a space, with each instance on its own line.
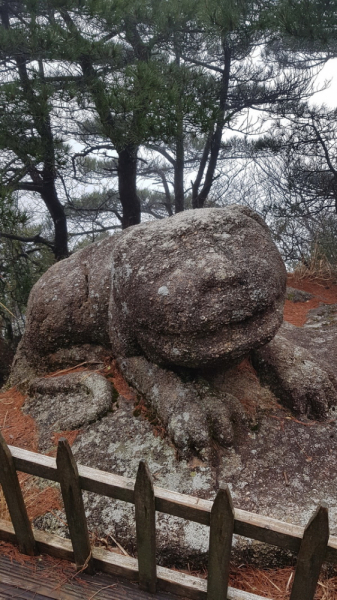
192, 131, 212, 208
173, 44, 185, 214
118, 146, 141, 229
174, 136, 185, 213
41, 180, 68, 261
193, 41, 231, 209
1, 3, 69, 261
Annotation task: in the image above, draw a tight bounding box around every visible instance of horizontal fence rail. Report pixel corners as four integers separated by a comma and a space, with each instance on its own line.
0, 435, 335, 600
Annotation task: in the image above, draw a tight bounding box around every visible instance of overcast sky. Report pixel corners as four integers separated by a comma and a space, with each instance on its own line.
311, 58, 337, 107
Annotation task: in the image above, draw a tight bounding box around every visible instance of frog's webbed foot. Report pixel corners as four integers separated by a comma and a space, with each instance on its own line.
252, 334, 337, 419
117, 356, 246, 458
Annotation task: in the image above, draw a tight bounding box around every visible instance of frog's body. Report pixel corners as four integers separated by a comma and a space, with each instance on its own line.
11, 207, 337, 457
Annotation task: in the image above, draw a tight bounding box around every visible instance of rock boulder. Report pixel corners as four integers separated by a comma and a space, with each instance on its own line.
11, 235, 119, 384
25, 372, 113, 450
109, 206, 286, 368
252, 333, 337, 419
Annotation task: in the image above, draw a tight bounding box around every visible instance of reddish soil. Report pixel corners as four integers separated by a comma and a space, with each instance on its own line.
284, 275, 337, 327
0, 388, 38, 452
102, 358, 137, 401
0, 371, 91, 523
0, 360, 137, 524
0, 388, 65, 521
0, 384, 83, 458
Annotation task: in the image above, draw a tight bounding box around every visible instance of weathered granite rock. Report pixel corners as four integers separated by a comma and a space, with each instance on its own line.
252, 333, 337, 418
33, 388, 337, 568
118, 356, 247, 457
12, 207, 287, 383
24, 372, 113, 450
305, 302, 337, 328
11, 235, 119, 385
278, 306, 337, 379
286, 286, 313, 303
109, 206, 287, 368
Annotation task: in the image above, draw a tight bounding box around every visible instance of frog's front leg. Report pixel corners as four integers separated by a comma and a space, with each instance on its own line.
252, 334, 337, 419
117, 356, 246, 458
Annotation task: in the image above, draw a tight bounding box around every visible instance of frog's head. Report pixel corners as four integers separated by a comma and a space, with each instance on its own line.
109, 206, 286, 369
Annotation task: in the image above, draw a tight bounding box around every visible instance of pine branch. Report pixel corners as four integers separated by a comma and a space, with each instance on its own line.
0, 231, 54, 250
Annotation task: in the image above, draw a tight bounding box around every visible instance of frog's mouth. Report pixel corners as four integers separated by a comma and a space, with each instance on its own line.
135, 297, 285, 370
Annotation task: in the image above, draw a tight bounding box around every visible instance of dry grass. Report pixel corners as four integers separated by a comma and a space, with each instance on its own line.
229, 565, 337, 599
0, 475, 62, 523
293, 245, 337, 283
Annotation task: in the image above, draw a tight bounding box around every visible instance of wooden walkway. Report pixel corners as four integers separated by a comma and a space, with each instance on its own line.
0, 555, 179, 600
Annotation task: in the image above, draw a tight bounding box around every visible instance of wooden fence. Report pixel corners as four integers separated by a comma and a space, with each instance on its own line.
0, 431, 335, 600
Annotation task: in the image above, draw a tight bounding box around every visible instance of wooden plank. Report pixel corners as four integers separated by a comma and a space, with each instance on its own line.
0, 518, 16, 544
154, 486, 212, 525
134, 461, 157, 593
56, 438, 94, 574
0, 570, 83, 600
0, 434, 36, 556
10, 445, 135, 502
290, 504, 329, 600
0, 516, 74, 562
227, 588, 272, 600
35, 529, 74, 561
7, 447, 301, 539
9, 445, 58, 481
79, 463, 135, 503
207, 487, 234, 600
234, 508, 303, 553
8, 445, 337, 564
157, 565, 206, 600
158, 563, 271, 600
0, 556, 178, 600
93, 546, 139, 581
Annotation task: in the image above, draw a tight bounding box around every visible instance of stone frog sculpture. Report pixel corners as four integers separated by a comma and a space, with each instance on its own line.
11, 206, 337, 457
